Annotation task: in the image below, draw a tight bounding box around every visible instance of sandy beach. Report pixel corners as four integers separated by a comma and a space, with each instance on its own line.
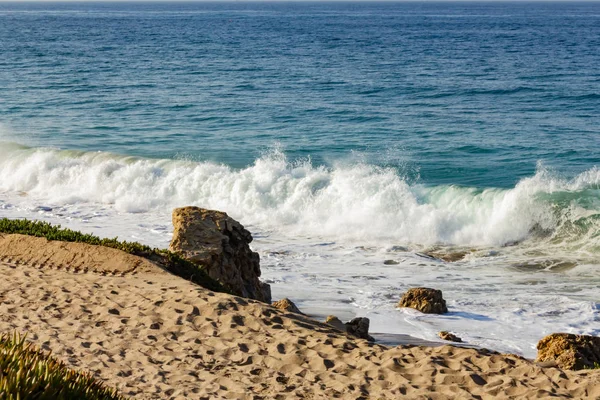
0, 234, 598, 399
2, 2, 599, 398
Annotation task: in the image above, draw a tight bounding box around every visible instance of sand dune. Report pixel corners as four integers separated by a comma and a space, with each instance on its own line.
0, 241, 598, 399
0, 233, 163, 275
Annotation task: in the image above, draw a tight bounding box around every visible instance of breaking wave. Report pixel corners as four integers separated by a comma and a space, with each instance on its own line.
0, 142, 598, 253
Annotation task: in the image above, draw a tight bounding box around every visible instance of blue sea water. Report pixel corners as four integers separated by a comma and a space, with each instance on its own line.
1, 1, 599, 186
0, 2, 599, 357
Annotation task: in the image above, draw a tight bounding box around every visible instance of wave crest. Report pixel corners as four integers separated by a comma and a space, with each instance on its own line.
0, 143, 598, 252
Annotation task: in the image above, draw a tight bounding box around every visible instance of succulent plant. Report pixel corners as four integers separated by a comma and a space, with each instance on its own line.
0, 332, 125, 399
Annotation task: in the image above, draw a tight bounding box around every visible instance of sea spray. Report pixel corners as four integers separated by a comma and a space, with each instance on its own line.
0, 142, 598, 254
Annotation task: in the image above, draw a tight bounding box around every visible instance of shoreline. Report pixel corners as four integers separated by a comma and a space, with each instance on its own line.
1, 206, 598, 357
0, 233, 598, 399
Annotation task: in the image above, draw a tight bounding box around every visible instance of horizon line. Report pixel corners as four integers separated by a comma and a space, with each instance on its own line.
2, 0, 600, 3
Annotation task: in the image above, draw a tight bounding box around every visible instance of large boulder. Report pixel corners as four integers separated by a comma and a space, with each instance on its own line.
397, 287, 448, 314
536, 333, 600, 370
169, 207, 271, 303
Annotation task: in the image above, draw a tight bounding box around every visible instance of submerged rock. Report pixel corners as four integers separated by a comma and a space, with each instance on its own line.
438, 331, 462, 343
169, 206, 271, 302
397, 287, 448, 314
325, 315, 374, 342
511, 260, 578, 273
427, 251, 470, 263
419, 247, 474, 263
536, 333, 600, 370
272, 298, 302, 314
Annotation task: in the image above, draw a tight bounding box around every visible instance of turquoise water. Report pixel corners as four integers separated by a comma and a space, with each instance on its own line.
0, 2, 599, 357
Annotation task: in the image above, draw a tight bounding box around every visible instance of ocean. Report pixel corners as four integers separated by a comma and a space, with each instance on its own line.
0, 1, 598, 358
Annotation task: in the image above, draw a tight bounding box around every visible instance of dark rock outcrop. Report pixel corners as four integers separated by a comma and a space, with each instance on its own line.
536, 333, 600, 370
325, 315, 374, 342
272, 298, 302, 314
169, 207, 271, 302
438, 331, 462, 343
345, 317, 374, 341
397, 287, 448, 314
260, 282, 272, 304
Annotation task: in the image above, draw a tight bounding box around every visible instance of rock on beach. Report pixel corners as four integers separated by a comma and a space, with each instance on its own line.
397, 287, 448, 314
169, 206, 271, 302
536, 333, 600, 370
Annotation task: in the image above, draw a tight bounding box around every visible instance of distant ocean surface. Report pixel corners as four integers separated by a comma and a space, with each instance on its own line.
0, 2, 598, 358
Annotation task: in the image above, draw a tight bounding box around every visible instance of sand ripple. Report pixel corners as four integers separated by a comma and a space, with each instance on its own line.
0, 242, 598, 399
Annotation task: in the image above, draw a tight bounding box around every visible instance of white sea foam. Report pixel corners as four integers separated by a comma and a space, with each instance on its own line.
0, 142, 598, 251
0, 142, 598, 358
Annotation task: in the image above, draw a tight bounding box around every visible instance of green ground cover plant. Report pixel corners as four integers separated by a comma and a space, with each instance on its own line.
585, 362, 600, 370
0, 333, 125, 400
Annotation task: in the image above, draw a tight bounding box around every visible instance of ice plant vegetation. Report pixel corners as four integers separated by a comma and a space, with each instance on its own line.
0, 333, 125, 399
